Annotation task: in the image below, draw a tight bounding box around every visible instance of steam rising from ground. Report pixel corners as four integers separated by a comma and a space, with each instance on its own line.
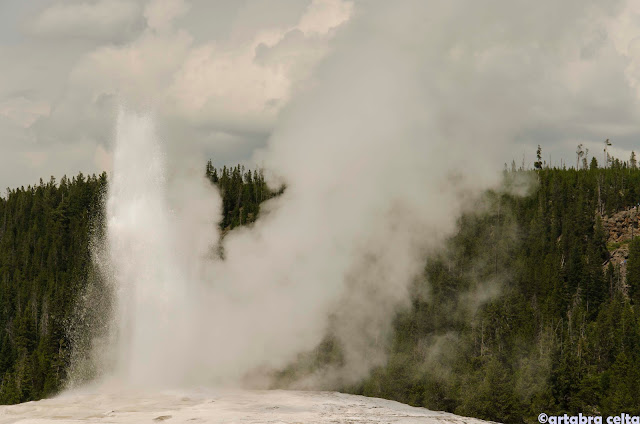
76, 0, 634, 389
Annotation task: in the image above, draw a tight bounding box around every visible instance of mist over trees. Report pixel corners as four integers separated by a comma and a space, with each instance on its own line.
0, 165, 277, 403
0, 174, 106, 402
205, 161, 280, 230
2, 157, 640, 424
347, 156, 640, 422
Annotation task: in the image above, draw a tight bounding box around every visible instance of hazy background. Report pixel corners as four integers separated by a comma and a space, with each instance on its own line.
1, 0, 640, 190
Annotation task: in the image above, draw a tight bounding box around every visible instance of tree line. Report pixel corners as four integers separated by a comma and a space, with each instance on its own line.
3, 155, 640, 424
0, 163, 276, 403
0, 174, 106, 402
351, 156, 640, 423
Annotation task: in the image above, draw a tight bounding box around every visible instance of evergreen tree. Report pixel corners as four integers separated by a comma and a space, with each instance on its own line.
0, 164, 276, 404
535, 145, 543, 170
5, 158, 640, 424
626, 238, 640, 303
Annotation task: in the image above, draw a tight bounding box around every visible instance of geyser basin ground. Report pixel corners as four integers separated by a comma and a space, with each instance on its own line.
0, 389, 491, 423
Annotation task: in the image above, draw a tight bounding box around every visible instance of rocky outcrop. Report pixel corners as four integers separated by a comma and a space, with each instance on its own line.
601, 207, 640, 285
603, 207, 640, 245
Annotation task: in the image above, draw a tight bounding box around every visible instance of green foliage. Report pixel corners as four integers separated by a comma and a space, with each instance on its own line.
352, 166, 640, 423
0, 164, 275, 404
626, 238, 640, 303
535, 145, 543, 170
5, 158, 640, 424
0, 173, 107, 403
205, 161, 280, 230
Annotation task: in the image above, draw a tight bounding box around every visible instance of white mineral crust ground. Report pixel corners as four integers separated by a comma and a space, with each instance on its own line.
0, 389, 493, 424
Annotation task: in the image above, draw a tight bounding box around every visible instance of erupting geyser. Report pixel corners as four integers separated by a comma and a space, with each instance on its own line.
104, 112, 219, 387
70, 0, 628, 394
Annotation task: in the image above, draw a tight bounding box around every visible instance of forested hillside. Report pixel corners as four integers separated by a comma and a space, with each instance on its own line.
3, 157, 640, 424
352, 159, 640, 423
0, 164, 274, 403
0, 174, 106, 403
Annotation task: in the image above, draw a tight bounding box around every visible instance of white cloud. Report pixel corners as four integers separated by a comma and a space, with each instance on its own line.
63, 0, 353, 132
0, 97, 50, 128
27, 0, 144, 41
297, 0, 352, 34
15, 0, 354, 190
608, 0, 640, 97
144, 0, 189, 31
1, 0, 640, 190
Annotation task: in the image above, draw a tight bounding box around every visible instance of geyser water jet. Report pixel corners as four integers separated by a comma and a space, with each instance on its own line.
105, 111, 220, 387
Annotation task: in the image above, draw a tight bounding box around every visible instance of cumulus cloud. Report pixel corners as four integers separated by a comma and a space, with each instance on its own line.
0, 0, 353, 190
607, 0, 640, 121
144, 0, 189, 31
65, 0, 352, 131
26, 0, 144, 42
1, 0, 640, 192
0, 97, 50, 128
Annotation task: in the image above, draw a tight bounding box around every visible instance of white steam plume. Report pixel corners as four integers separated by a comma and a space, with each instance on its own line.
104, 114, 221, 387
93, 0, 632, 389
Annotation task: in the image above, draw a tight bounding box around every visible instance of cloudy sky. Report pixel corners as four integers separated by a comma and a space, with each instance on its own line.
1, 0, 640, 190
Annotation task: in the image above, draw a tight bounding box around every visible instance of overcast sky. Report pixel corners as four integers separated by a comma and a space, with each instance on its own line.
1, 0, 640, 189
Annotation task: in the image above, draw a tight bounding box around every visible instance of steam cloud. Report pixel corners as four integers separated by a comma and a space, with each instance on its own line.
80, 0, 634, 390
